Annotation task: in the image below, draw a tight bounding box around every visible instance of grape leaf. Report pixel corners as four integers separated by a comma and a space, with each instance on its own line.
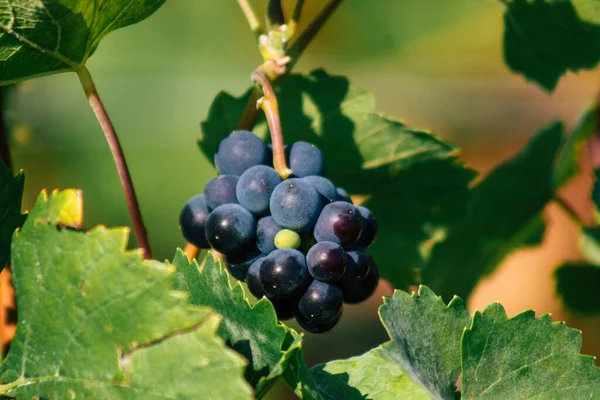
424, 122, 577, 301
0, 189, 252, 399
0, 158, 24, 268
0, 0, 165, 85
502, 0, 600, 91
310, 342, 431, 400
462, 303, 600, 398
284, 287, 469, 399
171, 250, 298, 397
282, 330, 324, 400
378, 286, 470, 399
199, 69, 475, 290
555, 263, 600, 314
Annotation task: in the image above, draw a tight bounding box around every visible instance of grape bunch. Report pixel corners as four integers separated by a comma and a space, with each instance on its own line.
180, 130, 379, 333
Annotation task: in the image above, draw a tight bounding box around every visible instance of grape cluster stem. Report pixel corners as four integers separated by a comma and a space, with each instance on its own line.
251, 68, 292, 180
180, 0, 347, 260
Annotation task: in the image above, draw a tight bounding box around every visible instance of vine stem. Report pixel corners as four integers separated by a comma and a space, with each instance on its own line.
237, 88, 261, 130
286, 0, 344, 69
76, 66, 153, 260
251, 68, 292, 179
237, 0, 344, 132
287, 0, 306, 38
266, 0, 285, 28
236, 0, 263, 39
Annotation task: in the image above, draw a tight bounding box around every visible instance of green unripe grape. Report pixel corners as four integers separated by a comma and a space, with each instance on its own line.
274, 229, 301, 249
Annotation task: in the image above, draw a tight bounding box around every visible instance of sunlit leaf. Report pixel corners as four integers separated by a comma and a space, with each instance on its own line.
0, 189, 252, 399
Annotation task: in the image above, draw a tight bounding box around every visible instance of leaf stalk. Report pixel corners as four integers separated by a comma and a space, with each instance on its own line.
76, 66, 152, 260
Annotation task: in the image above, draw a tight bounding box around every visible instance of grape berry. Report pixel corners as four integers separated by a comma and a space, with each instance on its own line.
180, 130, 379, 333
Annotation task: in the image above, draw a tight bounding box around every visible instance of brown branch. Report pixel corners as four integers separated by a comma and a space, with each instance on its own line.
286, 0, 345, 69
266, 0, 285, 28
76, 67, 153, 260
237, 87, 261, 130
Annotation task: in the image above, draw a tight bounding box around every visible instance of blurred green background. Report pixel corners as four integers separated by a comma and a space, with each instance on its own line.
4, 1, 599, 398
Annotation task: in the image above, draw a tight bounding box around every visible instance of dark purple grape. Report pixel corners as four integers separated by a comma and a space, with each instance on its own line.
225, 249, 262, 281
303, 176, 336, 202
297, 281, 343, 325
335, 187, 352, 203
204, 175, 239, 210
341, 258, 379, 304
306, 241, 347, 283
296, 309, 342, 334
247, 256, 268, 299
341, 247, 371, 285
355, 206, 377, 248
270, 178, 323, 232
288, 142, 325, 177
215, 130, 269, 176
259, 249, 311, 298
314, 202, 362, 248
205, 204, 256, 255
236, 165, 282, 216
179, 195, 211, 248
256, 216, 282, 254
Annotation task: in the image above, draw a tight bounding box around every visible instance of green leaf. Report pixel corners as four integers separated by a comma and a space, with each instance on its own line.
0, 158, 24, 268
286, 287, 469, 399
282, 331, 324, 400
0, 0, 165, 85
171, 250, 296, 396
310, 342, 431, 400
462, 303, 600, 398
424, 122, 567, 301
503, 0, 600, 91
199, 69, 475, 289
0, 189, 252, 399
555, 263, 600, 314
378, 286, 471, 399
